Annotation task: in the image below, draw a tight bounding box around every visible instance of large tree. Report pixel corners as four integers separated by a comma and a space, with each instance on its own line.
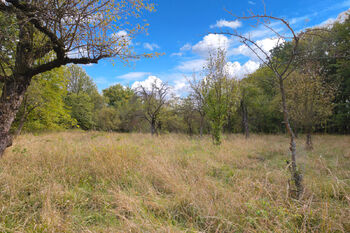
215, 9, 322, 198
0, 0, 154, 156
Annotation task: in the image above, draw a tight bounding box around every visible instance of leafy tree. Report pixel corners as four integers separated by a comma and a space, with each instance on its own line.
65, 65, 102, 130
65, 93, 95, 130
286, 68, 336, 150
238, 79, 261, 138
245, 67, 283, 134
14, 66, 76, 133
102, 84, 142, 132
103, 84, 134, 108
324, 17, 350, 133
67, 65, 98, 96
178, 96, 199, 136
0, 0, 155, 156
96, 107, 121, 132
203, 49, 238, 145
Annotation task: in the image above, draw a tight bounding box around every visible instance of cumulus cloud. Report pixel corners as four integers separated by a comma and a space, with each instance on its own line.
176, 59, 206, 72
131, 75, 163, 91
248, 1, 255, 5
143, 42, 160, 51
173, 77, 189, 96
231, 37, 284, 62
225, 60, 260, 79
116, 72, 150, 80
192, 34, 231, 57
210, 19, 242, 29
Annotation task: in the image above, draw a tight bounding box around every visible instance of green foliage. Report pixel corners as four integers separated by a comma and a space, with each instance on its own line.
286, 70, 336, 132
103, 84, 134, 108
243, 67, 283, 133
203, 49, 239, 144
65, 93, 95, 130
65, 65, 103, 130
96, 107, 121, 131
14, 67, 76, 132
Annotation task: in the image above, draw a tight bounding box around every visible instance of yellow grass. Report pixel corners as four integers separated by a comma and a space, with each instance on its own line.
0, 131, 349, 232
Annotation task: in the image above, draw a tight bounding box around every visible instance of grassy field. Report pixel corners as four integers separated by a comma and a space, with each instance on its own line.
0, 132, 349, 232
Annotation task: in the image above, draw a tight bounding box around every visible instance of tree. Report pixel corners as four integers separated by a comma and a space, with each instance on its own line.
244, 67, 283, 134
215, 9, 322, 198
65, 65, 101, 130
136, 78, 170, 135
188, 73, 209, 137
203, 49, 237, 145
67, 65, 97, 96
102, 84, 142, 132
238, 80, 261, 139
286, 67, 336, 150
0, 0, 154, 156
14, 66, 75, 134
179, 96, 198, 136
103, 84, 134, 108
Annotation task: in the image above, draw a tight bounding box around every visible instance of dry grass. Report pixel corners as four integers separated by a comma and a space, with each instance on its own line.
0, 131, 349, 232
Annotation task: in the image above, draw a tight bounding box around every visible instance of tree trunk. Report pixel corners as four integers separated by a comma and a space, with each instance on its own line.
150, 118, 156, 135
15, 111, 27, 137
0, 76, 31, 156
278, 77, 303, 199
241, 100, 249, 139
305, 127, 313, 150
199, 114, 204, 137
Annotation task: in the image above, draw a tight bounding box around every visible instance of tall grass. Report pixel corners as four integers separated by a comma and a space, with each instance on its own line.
0, 132, 349, 232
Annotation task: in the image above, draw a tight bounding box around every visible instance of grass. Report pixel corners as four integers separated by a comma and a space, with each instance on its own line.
0, 131, 349, 232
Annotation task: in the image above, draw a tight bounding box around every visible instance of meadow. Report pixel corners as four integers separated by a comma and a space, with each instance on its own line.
0, 132, 349, 232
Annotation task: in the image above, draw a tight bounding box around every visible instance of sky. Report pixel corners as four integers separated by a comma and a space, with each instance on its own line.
82, 0, 350, 94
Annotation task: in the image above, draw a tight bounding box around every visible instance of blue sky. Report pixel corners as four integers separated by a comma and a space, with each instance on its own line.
83, 0, 350, 93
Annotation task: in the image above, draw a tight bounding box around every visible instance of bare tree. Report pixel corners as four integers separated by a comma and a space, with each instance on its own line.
0, 0, 154, 156
136, 79, 170, 135
187, 73, 209, 137
215, 9, 318, 198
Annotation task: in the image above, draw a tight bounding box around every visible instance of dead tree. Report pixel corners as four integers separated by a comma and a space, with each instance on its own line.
136, 79, 170, 135
216, 10, 316, 198
0, 0, 154, 156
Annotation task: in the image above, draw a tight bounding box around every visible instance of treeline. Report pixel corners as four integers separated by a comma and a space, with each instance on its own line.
9, 17, 349, 138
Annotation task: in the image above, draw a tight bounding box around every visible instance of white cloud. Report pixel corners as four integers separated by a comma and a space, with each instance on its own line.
143, 42, 160, 51
173, 77, 189, 96
231, 37, 284, 62
210, 19, 242, 29
248, 1, 255, 5
111, 30, 132, 46
171, 52, 183, 57
225, 60, 260, 79
316, 9, 350, 28
180, 43, 192, 51
192, 34, 231, 57
131, 75, 163, 91
176, 59, 206, 72
116, 72, 150, 80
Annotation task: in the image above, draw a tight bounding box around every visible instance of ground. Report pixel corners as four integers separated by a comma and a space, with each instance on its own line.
0, 131, 349, 232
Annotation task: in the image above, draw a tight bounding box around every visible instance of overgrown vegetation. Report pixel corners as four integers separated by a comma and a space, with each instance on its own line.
0, 132, 349, 232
